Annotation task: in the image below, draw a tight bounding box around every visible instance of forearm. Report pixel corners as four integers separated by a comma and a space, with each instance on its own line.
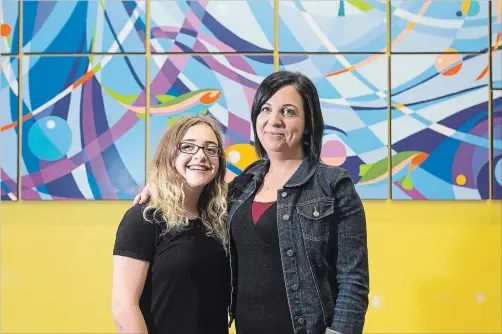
112, 304, 148, 333
330, 213, 369, 334
330, 170, 370, 334
330, 280, 369, 334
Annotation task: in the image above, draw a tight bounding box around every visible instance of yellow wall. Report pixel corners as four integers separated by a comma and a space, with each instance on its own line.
1, 200, 500, 333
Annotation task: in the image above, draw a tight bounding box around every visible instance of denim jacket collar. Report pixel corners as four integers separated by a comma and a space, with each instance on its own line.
246, 157, 321, 188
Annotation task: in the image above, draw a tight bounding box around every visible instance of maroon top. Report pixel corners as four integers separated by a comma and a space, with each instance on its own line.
251, 201, 276, 224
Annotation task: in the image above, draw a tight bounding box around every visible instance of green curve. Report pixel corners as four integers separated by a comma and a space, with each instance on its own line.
346, 0, 374, 12
358, 151, 421, 183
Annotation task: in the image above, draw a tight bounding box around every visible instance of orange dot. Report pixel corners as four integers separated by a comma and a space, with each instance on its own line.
442, 63, 463, 76
1, 23, 12, 37
456, 174, 467, 186
435, 51, 463, 76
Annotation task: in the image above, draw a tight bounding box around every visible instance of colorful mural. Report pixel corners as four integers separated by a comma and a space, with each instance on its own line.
0, 57, 18, 200
391, 54, 489, 200
150, 1, 274, 53
1, 0, 501, 201
18, 55, 146, 200
149, 55, 273, 182
390, 1, 490, 53
0, 0, 17, 54
279, 54, 388, 199
278, 1, 387, 53
492, 1, 502, 89
494, 90, 502, 200
22, 1, 146, 53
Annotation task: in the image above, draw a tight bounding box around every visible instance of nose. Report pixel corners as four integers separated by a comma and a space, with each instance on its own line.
269, 109, 283, 127
193, 146, 208, 161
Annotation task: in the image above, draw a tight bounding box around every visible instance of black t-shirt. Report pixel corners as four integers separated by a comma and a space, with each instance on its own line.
113, 204, 230, 334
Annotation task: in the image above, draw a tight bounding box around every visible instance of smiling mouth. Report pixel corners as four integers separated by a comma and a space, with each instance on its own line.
266, 132, 285, 140
188, 166, 211, 171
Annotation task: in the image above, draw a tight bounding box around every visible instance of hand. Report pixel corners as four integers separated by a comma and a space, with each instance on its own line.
132, 185, 150, 205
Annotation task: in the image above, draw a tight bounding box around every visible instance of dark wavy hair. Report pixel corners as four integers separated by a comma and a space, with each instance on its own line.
251, 71, 324, 162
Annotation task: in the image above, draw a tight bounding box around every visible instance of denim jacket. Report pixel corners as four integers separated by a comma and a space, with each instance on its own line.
227, 158, 369, 334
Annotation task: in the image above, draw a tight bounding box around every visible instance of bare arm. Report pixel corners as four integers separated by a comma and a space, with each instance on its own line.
111, 255, 150, 333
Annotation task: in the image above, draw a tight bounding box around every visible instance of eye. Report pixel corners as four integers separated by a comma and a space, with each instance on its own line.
283, 108, 297, 116
180, 142, 195, 151
205, 146, 220, 156
260, 106, 271, 113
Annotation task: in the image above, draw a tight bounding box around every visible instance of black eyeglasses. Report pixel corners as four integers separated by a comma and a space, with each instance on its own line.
178, 142, 221, 157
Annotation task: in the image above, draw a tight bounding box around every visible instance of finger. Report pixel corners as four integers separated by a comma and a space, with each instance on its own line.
139, 194, 146, 204
132, 195, 140, 205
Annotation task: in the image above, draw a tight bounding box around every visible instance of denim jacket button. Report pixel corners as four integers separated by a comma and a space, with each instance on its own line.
292, 283, 298, 290
282, 214, 290, 221
281, 191, 288, 198
297, 317, 304, 325
287, 249, 294, 257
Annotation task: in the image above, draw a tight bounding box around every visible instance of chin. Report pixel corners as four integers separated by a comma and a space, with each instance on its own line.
263, 143, 286, 153
185, 178, 214, 190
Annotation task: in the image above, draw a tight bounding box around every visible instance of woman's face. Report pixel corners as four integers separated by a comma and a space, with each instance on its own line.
174, 123, 220, 192
256, 85, 306, 158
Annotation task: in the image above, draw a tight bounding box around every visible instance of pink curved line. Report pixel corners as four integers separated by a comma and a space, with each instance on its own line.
390, 1, 432, 48
1, 169, 18, 198
151, 27, 266, 78
393, 181, 427, 199
120, 99, 199, 115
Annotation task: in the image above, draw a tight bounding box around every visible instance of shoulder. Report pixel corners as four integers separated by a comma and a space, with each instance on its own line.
315, 162, 352, 184
121, 203, 147, 224
229, 159, 266, 188
316, 164, 362, 211
239, 159, 267, 177
114, 204, 160, 260
118, 203, 160, 234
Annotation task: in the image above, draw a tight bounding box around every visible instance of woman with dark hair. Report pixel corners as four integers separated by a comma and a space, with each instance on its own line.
134, 71, 369, 334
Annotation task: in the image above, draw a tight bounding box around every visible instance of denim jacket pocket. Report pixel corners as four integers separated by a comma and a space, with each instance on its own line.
296, 199, 334, 241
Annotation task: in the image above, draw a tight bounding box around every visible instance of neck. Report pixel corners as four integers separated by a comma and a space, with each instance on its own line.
182, 184, 202, 218
267, 150, 304, 176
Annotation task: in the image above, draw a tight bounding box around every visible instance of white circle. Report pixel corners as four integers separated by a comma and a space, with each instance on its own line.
475, 293, 485, 303
46, 120, 56, 129
217, 3, 228, 15
371, 295, 381, 309
228, 151, 240, 164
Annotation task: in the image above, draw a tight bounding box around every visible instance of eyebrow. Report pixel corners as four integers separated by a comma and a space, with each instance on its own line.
262, 102, 298, 109
182, 139, 218, 146
282, 104, 298, 109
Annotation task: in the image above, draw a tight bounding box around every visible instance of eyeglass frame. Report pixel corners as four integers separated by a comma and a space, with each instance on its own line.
177, 142, 222, 157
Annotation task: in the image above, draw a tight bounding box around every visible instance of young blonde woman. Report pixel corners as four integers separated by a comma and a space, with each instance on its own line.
111, 115, 230, 334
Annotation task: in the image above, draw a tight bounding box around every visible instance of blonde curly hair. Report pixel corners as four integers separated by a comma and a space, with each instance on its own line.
144, 115, 228, 247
